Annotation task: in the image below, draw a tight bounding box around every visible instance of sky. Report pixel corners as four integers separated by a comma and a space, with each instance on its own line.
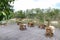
13, 0, 60, 11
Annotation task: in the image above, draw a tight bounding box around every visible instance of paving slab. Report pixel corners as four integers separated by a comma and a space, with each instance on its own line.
0, 23, 60, 40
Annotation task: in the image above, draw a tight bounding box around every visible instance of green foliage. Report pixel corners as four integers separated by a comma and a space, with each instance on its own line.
15, 8, 60, 24
15, 10, 26, 19
0, 0, 15, 21
0, 12, 5, 21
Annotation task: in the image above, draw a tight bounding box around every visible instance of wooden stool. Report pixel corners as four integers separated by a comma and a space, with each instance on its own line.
17, 22, 22, 25
45, 27, 53, 37
0, 23, 7, 26
28, 22, 34, 27
3, 23, 7, 26
19, 24, 26, 30
39, 24, 46, 29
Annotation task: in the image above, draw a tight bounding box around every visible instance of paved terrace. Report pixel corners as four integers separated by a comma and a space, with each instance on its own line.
0, 23, 60, 40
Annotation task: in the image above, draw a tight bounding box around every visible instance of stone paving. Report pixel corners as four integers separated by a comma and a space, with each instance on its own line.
0, 23, 60, 40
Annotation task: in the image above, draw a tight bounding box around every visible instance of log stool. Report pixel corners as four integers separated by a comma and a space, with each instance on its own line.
17, 22, 22, 25
3, 23, 7, 26
19, 24, 26, 30
45, 27, 53, 37
39, 24, 46, 29
0, 23, 7, 26
28, 22, 34, 27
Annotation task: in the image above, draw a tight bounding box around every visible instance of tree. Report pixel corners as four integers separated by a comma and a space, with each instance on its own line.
15, 10, 26, 19
53, 9, 60, 20
0, 12, 5, 21
0, 0, 15, 21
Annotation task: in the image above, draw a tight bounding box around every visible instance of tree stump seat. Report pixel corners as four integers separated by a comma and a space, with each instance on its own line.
0, 23, 7, 26
39, 24, 46, 29
28, 22, 34, 27
19, 24, 26, 30
45, 27, 53, 37
17, 22, 22, 25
